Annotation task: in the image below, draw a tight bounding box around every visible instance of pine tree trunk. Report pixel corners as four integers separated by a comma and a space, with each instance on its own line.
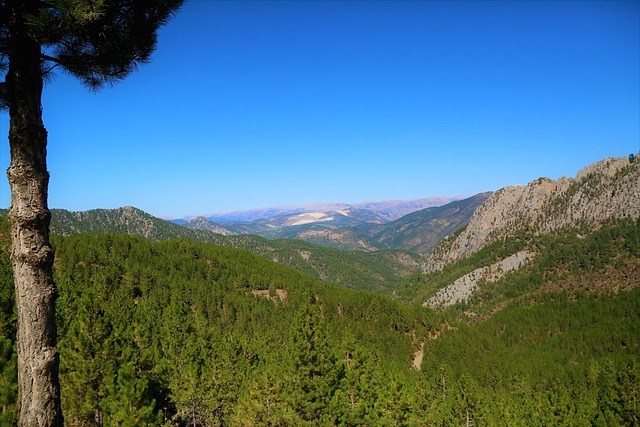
5, 1, 63, 426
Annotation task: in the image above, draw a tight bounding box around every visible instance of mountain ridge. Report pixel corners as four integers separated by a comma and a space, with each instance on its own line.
183, 195, 488, 253
368, 192, 493, 253
28, 206, 421, 292
393, 155, 640, 310
423, 156, 640, 274
30, 193, 491, 291
184, 196, 465, 224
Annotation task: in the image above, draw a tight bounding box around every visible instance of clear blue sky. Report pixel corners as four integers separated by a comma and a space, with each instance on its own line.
1, 0, 639, 218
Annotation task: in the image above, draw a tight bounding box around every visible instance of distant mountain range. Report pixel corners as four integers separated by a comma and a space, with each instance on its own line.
180, 196, 465, 224
172, 195, 484, 253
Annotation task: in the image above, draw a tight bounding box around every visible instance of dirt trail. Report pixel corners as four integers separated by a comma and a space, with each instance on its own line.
412, 343, 424, 370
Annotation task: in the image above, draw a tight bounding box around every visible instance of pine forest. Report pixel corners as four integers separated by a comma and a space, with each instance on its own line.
0, 210, 638, 426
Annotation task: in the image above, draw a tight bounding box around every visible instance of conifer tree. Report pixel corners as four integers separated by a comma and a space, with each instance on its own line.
232, 368, 299, 427
100, 362, 161, 426
374, 375, 412, 427
58, 284, 114, 426
0, 2, 183, 425
329, 338, 380, 426
58, 265, 161, 426
288, 294, 340, 424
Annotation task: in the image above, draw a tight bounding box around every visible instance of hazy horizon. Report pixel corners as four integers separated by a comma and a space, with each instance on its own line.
2, 0, 638, 218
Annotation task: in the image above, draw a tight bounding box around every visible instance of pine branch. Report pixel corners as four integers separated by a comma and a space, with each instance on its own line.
41, 53, 60, 64
0, 81, 6, 110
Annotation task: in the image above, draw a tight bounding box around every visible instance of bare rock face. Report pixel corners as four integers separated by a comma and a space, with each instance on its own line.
424, 156, 640, 273
184, 216, 235, 235
424, 250, 536, 308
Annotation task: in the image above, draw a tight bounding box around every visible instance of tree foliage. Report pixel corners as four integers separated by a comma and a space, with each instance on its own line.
0, 216, 638, 425
1, 0, 183, 92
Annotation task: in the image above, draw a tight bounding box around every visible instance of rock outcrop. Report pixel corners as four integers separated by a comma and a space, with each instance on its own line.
184, 216, 234, 235
424, 156, 640, 273
424, 250, 536, 308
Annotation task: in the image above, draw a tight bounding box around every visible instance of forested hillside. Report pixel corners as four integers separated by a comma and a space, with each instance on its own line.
396, 218, 640, 307
1, 214, 638, 425
40, 207, 421, 292
0, 216, 435, 425
366, 192, 492, 254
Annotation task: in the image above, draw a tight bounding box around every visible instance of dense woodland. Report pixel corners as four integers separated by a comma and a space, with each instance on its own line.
0, 214, 639, 425
40, 207, 422, 293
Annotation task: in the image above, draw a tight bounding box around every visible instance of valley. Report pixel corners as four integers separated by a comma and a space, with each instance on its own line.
0, 155, 638, 425
173, 194, 483, 253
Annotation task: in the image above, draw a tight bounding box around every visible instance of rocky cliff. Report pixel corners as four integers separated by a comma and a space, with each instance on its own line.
183, 216, 234, 235
424, 156, 640, 273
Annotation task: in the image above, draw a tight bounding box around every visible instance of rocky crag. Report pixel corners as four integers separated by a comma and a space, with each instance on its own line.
424, 250, 536, 308
183, 216, 234, 235
424, 156, 640, 273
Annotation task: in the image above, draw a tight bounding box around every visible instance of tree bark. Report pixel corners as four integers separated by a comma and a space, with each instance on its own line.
6, 1, 63, 426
